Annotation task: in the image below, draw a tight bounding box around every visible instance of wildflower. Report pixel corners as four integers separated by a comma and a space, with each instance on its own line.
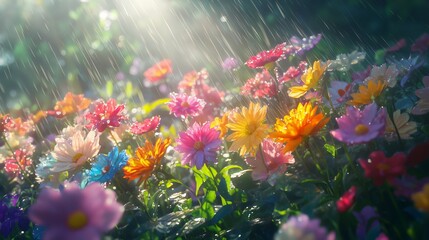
353, 206, 380, 240
176, 122, 221, 169
376, 233, 389, 240
210, 112, 229, 138
167, 92, 205, 119
129, 58, 143, 76
392, 175, 429, 198
241, 69, 277, 99
411, 33, 429, 52
88, 147, 129, 183
288, 60, 327, 98
144, 59, 172, 83
290, 34, 322, 56
330, 103, 386, 145
328, 80, 352, 108
28, 182, 124, 240
411, 76, 429, 115
5, 117, 34, 136
412, 183, 429, 213
406, 141, 429, 167
35, 154, 57, 179
278, 61, 307, 84
85, 99, 127, 132
130, 116, 161, 135
4, 149, 32, 176
270, 102, 329, 153
336, 186, 357, 213
358, 151, 406, 186
51, 128, 100, 172
385, 110, 417, 141
0, 197, 29, 238
226, 102, 269, 156
245, 43, 285, 69
221, 57, 239, 71
178, 70, 202, 93
53, 92, 91, 117
245, 139, 295, 184
352, 66, 371, 83
364, 64, 399, 88
275, 214, 335, 240
123, 138, 171, 184
327, 51, 366, 72
0, 114, 11, 134
348, 79, 386, 106
394, 56, 425, 86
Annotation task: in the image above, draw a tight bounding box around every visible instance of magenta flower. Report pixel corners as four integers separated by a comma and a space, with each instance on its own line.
29, 182, 124, 240
167, 92, 205, 119
330, 103, 386, 145
175, 122, 221, 169
411, 33, 429, 52
245, 43, 286, 69
130, 116, 161, 135
85, 99, 127, 132
245, 139, 295, 184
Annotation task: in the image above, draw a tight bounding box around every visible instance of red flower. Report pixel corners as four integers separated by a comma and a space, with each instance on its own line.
359, 151, 406, 186
406, 141, 429, 167
4, 149, 32, 176
245, 43, 286, 69
279, 61, 307, 83
130, 116, 161, 135
144, 59, 172, 83
336, 186, 357, 213
85, 99, 127, 132
241, 69, 277, 98
0, 114, 11, 134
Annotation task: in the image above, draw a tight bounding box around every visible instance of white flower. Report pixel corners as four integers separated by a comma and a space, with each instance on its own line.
327, 50, 366, 72
364, 64, 399, 88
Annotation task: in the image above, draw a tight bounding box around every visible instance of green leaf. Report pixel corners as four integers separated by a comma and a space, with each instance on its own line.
374, 49, 386, 65
106, 80, 114, 97
218, 177, 233, 202
142, 98, 170, 115
324, 143, 339, 157
206, 204, 235, 226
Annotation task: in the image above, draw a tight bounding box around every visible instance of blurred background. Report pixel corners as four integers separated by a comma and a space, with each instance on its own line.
0, 0, 428, 113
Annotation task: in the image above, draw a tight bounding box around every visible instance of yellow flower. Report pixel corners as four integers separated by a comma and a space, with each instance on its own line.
210, 112, 229, 138
348, 79, 386, 106
270, 102, 329, 152
288, 60, 327, 98
226, 102, 269, 156
385, 110, 417, 141
123, 138, 171, 185
412, 184, 429, 213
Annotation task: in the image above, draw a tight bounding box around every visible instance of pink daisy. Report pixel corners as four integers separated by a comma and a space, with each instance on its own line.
167, 92, 205, 119
175, 122, 221, 169
130, 116, 161, 135
85, 99, 127, 132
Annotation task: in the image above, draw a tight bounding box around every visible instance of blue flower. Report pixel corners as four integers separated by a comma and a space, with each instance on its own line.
88, 147, 129, 183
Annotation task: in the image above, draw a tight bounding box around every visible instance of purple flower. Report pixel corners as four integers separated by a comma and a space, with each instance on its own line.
327, 80, 352, 108
0, 196, 29, 238
411, 33, 429, 53
29, 182, 124, 240
330, 103, 386, 145
290, 34, 322, 55
275, 214, 335, 240
221, 57, 239, 71
353, 206, 379, 240
392, 175, 429, 198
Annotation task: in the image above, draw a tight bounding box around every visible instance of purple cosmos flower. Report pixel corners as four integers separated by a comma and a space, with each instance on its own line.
221, 57, 239, 71
353, 206, 379, 240
330, 103, 386, 145
167, 92, 205, 119
275, 214, 335, 240
29, 182, 124, 240
175, 122, 221, 169
290, 33, 322, 55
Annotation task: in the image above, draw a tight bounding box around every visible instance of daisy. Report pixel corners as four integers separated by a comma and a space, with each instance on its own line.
167, 92, 205, 119
85, 99, 127, 132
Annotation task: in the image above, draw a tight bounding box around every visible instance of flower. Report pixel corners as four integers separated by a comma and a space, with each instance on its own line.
241, 69, 277, 98
4, 149, 32, 176
327, 80, 352, 108
406, 141, 429, 167
0, 197, 29, 238
353, 206, 380, 240
87, 147, 129, 183
123, 138, 171, 184
411, 76, 429, 115
245, 43, 285, 69
270, 102, 329, 153
221, 57, 239, 71
330, 103, 386, 145
327, 51, 366, 72
51, 128, 100, 172
411, 33, 429, 52
245, 139, 295, 184
352, 66, 371, 83
364, 64, 399, 88
0, 114, 11, 134
412, 183, 429, 213
394, 56, 425, 86
226, 102, 269, 156
290, 33, 322, 55
385, 110, 417, 141
53, 92, 91, 117
129, 58, 143, 76
176, 122, 221, 169
85, 99, 127, 132
336, 186, 357, 213
210, 112, 229, 138
28, 182, 124, 240
144, 59, 172, 83
35, 154, 57, 179
288, 60, 327, 98
392, 175, 429, 198
278, 61, 307, 84
167, 92, 205, 119
130, 116, 161, 135
275, 214, 335, 240
358, 151, 406, 186
348, 79, 386, 106
386, 38, 406, 53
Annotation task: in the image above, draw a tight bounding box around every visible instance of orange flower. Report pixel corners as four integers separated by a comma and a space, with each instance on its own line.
123, 138, 171, 184
348, 79, 386, 106
54, 92, 91, 116
270, 102, 329, 152
288, 60, 327, 98
144, 59, 172, 83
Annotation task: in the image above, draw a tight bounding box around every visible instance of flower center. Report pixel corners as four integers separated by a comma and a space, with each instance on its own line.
72, 153, 84, 163
337, 89, 346, 97
245, 122, 258, 135
194, 141, 204, 150
377, 163, 390, 171
354, 124, 369, 135
181, 101, 190, 108
102, 165, 111, 174
67, 211, 88, 230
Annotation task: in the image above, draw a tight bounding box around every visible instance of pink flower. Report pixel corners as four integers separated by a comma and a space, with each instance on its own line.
4, 149, 32, 176
85, 99, 127, 132
336, 186, 357, 213
241, 69, 277, 99
352, 66, 371, 83
245, 139, 295, 184
176, 122, 221, 169
130, 116, 161, 135
330, 103, 386, 145
411, 33, 429, 52
278, 61, 307, 84
29, 182, 124, 240
411, 76, 429, 115
359, 151, 406, 186
167, 92, 205, 119
245, 43, 286, 69
386, 39, 406, 53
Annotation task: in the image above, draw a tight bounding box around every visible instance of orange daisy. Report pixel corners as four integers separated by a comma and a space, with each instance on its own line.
54, 92, 91, 116
269, 102, 330, 152
348, 79, 386, 106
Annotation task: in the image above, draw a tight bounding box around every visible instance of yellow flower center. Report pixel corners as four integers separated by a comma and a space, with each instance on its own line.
264, 62, 275, 71
194, 141, 204, 150
67, 211, 88, 230
245, 122, 258, 135
377, 163, 390, 171
354, 124, 369, 135
72, 153, 84, 163
181, 101, 190, 108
